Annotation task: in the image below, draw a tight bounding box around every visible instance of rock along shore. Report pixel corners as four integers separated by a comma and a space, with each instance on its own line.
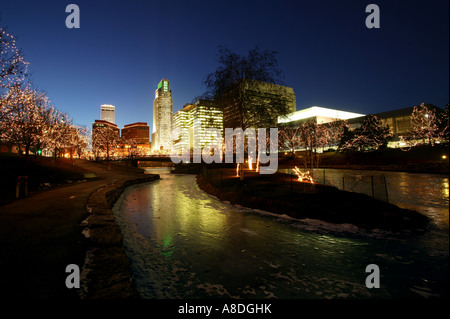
80, 173, 160, 299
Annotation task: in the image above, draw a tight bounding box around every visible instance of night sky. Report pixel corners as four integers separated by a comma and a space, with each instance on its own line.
0, 0, 448, 130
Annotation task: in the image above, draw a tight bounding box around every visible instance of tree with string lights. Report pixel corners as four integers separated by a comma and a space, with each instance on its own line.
72, 125, 90, 159
438, 104, 449, 142
47, 109, 76, 158
341, 114, 391, 152
0, 25, 29, 90
1, 24, 89, 159
92, 124, 121, 161
1, 85, 49, 157
410, 103, 440, 146
278, 125, 301, 158
1, 25, 30, 149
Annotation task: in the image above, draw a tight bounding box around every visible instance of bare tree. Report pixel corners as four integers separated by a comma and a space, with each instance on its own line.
203, 46, 292, 130
203, 46, 293, 175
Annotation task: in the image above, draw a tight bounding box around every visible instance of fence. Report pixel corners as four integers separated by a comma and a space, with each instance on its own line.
201, 166, 390, 203
280, 168, 390, 203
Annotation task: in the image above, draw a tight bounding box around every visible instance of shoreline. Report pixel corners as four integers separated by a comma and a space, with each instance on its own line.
0, 159, 160, 299
80, 173, 160, 299
278, 163, 449, 175
194, 170, 430, 233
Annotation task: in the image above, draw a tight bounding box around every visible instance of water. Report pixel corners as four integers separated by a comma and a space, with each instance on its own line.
280, 168, 449, 229
112, 168, 449, 299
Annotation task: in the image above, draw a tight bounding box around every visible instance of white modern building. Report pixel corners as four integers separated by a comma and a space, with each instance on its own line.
100, 104, 115, 124
278, 106, 365, 125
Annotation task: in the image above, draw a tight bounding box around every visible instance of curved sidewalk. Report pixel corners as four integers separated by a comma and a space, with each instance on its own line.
0, 160, 155, 299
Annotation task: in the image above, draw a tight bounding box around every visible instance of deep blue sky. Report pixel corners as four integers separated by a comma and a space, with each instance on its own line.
0, 0, 448, 130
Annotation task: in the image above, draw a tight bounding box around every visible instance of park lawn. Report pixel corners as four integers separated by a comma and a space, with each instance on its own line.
0, 154, 87, 206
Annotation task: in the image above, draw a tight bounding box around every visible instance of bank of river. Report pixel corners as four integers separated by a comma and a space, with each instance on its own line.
112, 168, 448, 299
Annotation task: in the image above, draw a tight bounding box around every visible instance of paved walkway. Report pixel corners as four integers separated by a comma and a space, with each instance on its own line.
0, 160, 147, 298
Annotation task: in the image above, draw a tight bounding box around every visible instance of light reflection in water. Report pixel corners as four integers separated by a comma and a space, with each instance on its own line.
442, 179, 449, 203
113, 168, 449, 299
279, 168, 449, 229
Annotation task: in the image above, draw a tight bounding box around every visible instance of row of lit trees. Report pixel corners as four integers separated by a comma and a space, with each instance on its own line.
278, 119, 348, 168
0, 25, 90, 158
278, 114, 394, 169
91, 125, 148, 161
278, 102, 449, 168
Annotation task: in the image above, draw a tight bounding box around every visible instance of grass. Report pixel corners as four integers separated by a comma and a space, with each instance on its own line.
198, 168, 430, 232
0, 154, 87, 205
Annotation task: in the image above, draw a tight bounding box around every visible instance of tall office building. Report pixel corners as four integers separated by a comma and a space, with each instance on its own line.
172, 99, 223, 152
100, 104, 115, 124
121, 122, 150, 144
173, 104, 193, 152
222, 79, 296, 129
152, 79, 173, 151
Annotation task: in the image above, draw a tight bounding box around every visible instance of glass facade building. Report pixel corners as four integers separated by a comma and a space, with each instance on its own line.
172, 99, 223, 152
121, 122, 150, 144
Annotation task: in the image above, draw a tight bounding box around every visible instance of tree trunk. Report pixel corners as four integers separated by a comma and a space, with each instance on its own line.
24, 144, 30, 158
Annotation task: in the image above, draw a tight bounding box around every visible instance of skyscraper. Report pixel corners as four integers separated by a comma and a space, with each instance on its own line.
152, 79, 173, 151
221, 79, 296, 129
100, 104, 115, 124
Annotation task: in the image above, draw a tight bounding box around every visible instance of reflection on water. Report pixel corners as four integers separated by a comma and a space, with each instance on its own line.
113, 168, 449, 299
280, 168, 449, 229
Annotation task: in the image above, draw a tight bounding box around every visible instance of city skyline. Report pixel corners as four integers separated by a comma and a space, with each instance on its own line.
0, 1, 448, 303
0, 0, 448, 132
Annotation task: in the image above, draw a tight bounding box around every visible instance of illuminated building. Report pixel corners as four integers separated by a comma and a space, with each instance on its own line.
92, 119, 120, 137
152, 79, 173, 151
121, 122, 150, 144
222, 79, 296, 129
280, 104, 446, 149
277, 106, 365, 152
92, 120, 120, 148
121, 122, 151, 156
347, 104, 445, 147
100, 104, 115, 124
172, 99, 223, 152
173, 105, 193, 152
278, 106, 365, 125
